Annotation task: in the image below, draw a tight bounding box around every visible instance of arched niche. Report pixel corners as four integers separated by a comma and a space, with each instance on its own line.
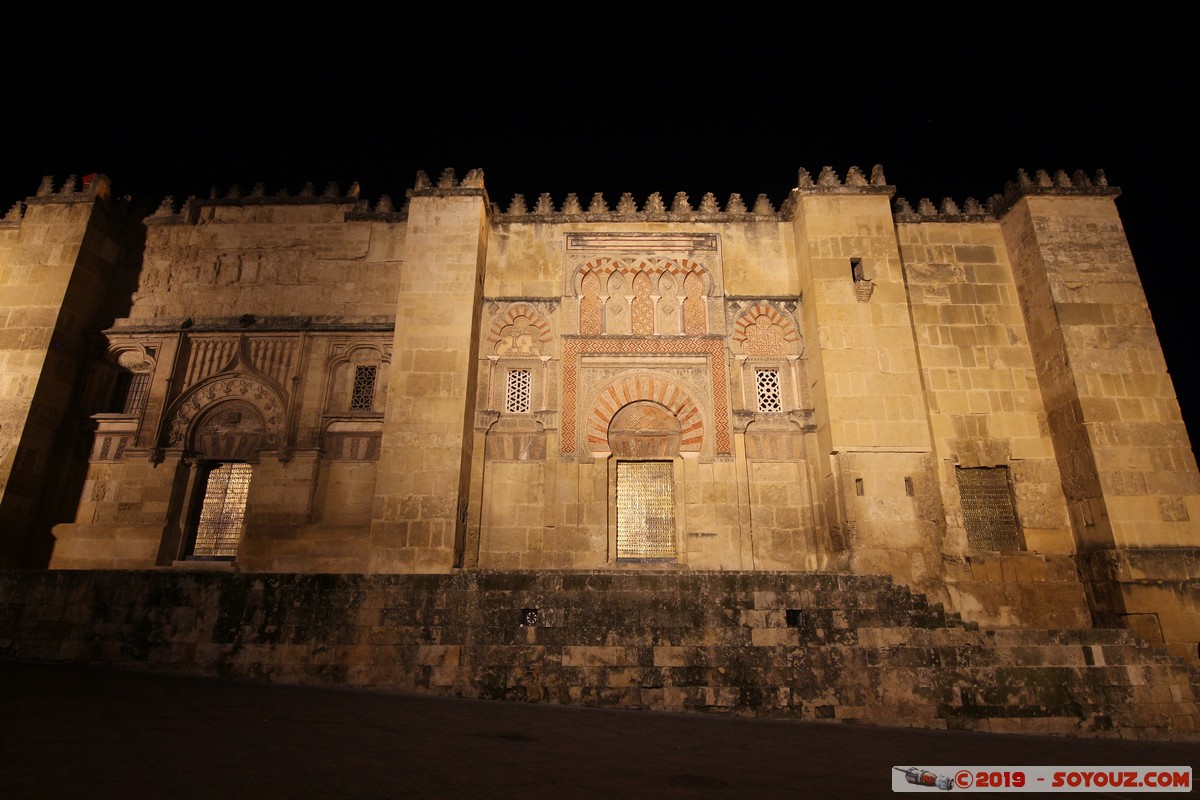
326, 342, 390, 414
191, 399, 266, 461
585, 374, 704, 455
166, 375, 285, 450
608, 401, 682, 459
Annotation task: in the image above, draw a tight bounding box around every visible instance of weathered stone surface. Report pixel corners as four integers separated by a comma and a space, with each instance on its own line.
2, 569, 1197, 740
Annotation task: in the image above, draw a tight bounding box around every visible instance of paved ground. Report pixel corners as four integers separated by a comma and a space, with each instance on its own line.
1, 660, 1196, 799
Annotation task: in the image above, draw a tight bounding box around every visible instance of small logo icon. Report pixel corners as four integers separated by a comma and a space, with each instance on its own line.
894, 767, 955, 791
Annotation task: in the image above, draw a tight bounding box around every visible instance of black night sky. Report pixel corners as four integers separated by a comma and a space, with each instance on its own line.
3, 8, 1195, 455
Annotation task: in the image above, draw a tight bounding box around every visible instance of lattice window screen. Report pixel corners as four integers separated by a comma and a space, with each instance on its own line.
616, 461, 676, 560
755, 368, 782, 412
351, 365, 377, 410
505, 369, 531, 413
956, 466, 1023, 551
122, 372, 151, 414
193, 463, 252, 558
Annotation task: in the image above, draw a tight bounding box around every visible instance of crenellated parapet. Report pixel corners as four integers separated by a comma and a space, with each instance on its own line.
406, 167, 487, 198
129, 166, 1122, 229
16, 167, 1127, 231
497, 165, 893, 223
0, 200, 24, 227
796, 164, 891, 192
205, 180, 364, 202
2, 171, 126, 232
21, 174, 112, 206
892, 195, 995, 223
497, 189, 780, 222
987, 168, 1118, 217
781, 165, 894, 217
144, 180, 407, 225
892, 169, 1117, 223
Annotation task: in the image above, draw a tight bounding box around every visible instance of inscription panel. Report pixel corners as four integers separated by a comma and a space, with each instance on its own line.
617, 461, 676, 561
957, 466, 1022, 551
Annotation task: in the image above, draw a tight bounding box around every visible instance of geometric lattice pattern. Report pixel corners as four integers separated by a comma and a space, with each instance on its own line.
956, 466, 1022, 551
631, 272, 655, 334
683, 272, 706, 334
192, 463, 252, 558
580, 273, 603, 334
755, 368, 782, 412
616, 460, 676, 561
505, 369, 531, 413
350, 365, 377, 410
116, 371, 151, 414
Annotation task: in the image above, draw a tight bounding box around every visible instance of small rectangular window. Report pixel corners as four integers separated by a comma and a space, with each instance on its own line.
755, 368, 782, 412
350, 365, 377, 410
505, 369, 531, 413
112, 371, 151, 415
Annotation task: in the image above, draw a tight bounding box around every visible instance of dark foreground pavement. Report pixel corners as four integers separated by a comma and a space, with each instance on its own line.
2, 660, 1196, 799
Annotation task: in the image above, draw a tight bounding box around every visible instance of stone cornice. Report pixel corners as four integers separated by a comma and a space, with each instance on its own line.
106, 316, 395, 335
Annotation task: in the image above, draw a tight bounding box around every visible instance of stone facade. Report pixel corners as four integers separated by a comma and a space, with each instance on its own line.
1, 166, 1198, 668
2, 569, 1196, 739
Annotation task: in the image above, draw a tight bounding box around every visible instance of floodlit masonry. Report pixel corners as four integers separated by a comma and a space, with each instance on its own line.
1, 166, 1197, 664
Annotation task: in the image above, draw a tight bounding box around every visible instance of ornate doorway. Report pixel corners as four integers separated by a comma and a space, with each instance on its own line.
609, 401, 681, 562
185, 400, 265, 560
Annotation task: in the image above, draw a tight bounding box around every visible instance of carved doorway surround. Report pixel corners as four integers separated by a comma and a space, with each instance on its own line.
180, 400, 265, 561
608, 401, 683, 562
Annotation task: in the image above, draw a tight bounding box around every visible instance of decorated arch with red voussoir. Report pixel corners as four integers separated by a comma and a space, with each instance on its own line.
731, 303, 801, 354
485, 303, 554, 354
585, 374, 704, 454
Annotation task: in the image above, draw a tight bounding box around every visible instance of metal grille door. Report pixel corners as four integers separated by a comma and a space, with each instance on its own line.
956, 466, 1022, 551
193, 463, 252, 557
617, 461, 676, 561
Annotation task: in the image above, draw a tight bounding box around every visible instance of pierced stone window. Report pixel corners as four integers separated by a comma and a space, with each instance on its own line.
505, 369, 532, 413
191, 463, 252, 558
112, 371, 151, 415
755, 368, 782, 412
350, 365, 377, 411
616, 460, 676, 561
956, 466, 1023, 551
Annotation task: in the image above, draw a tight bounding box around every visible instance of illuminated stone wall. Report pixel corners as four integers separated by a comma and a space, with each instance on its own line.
0, 167, 1196, 663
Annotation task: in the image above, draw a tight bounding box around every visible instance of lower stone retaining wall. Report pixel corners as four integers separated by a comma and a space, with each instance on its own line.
2, 569, 1197, 740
